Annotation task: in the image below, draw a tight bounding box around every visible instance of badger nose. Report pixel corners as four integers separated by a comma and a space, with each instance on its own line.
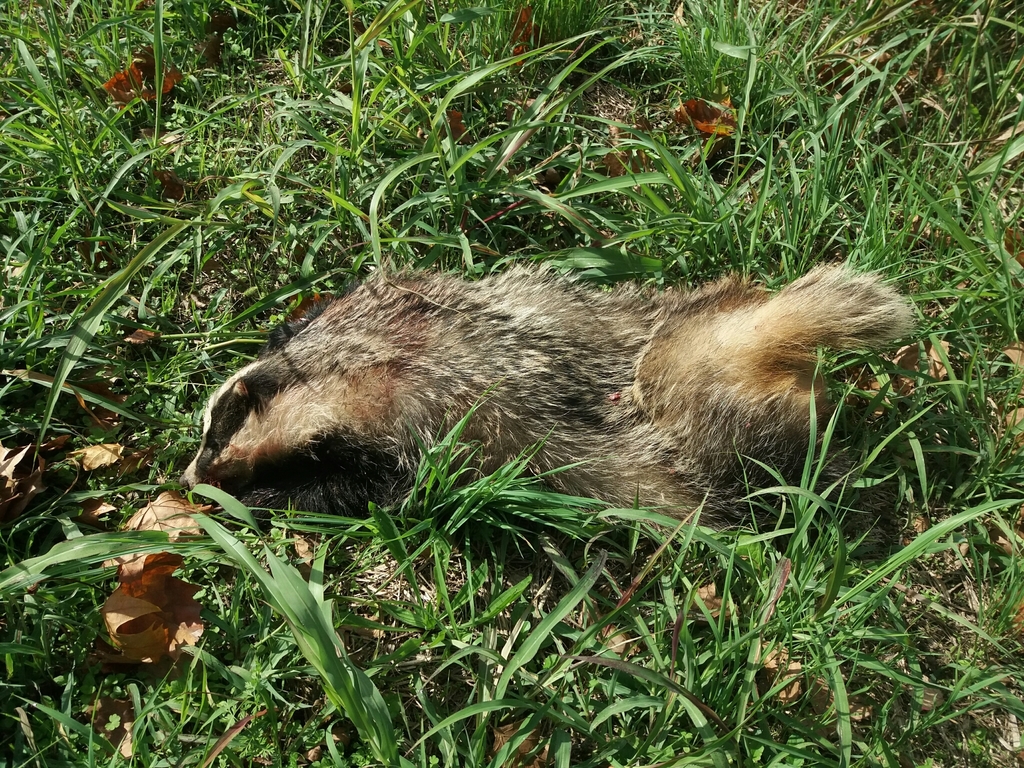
179, 473, 193, 490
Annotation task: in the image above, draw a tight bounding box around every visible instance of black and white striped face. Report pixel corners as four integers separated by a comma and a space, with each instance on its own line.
178, 304, 412, 514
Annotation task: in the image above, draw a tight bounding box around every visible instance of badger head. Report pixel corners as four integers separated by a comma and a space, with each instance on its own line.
179, 304, 411, 515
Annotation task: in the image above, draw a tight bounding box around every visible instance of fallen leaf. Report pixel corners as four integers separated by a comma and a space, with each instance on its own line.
154, 169, 186, 201
124, 328, 160, 344
116, 446, 156, 478
0, 441, 45, 524
38, 434, 72, 454
101, 552, 203, 663
89, 696, 135, 757
1004, 408, 1024, 450
673, 98, 737, 137
70, 443, 124, 471
490, 720, 547, 768
689, 582, 733, 621
198, 34, 223, 67
1005, 343, 1024, 368
207, 11, 237, 35
103, 47, 183, 106
107, 491, 204, 579
510, 6, 535, 57
762, 646, 803, 705
124, 491, 202, 539
808, 676, 833, 715
891, 339, 951, 393
76, 498, 117, 527
1005, 228, 1024, 269
447, 110, 468, 143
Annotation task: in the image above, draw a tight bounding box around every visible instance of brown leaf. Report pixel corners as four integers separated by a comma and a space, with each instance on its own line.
198, 34, 223, 67
490, 720, 547, 768
891, 339, 950, 393
76, 498, 117, 527
762, 647, 803, 705
673, 98, 737, 137
0, 441, 45, 524
447, 110, 468, 143
1005, 228, 1024, 269
1005, 408, 1024, 450
510, 6, 536, 57
1005, 343, 1024, 368
103, 47, 183, 106
69, 443, 124, 471
124, 328, 161, 344
154, 169, 186, 201
206, 11, 237, 35
101, 553, 204, 663
89, 696, 135, 758
689, 582, 734, 621
107, 492, 204, 578
124, 491, 203, 538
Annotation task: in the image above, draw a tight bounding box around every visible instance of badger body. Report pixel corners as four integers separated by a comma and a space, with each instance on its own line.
180, 266, 914, 527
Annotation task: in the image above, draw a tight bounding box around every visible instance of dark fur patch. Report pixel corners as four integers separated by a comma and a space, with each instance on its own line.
226, 431, 410, 515
263, 300, 335, 354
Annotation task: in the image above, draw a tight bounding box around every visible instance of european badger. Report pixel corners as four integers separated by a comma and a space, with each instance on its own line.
179, 266, 914, 527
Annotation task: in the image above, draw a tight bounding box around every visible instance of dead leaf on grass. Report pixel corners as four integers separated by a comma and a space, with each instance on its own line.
154, 169, 186, 201
101, 552, 203, 663
0, 441, 45, 524
124, 491, 203, 538
891, 339, 950, 393
761, 646, 803, 705
689, 582, 733, 621
89, 696, 135, 757
446, 110, 468, 143
103, 47, 183, 106
491, 720, 548, 768
124, 328, 161, 344
76, 498, 117, 527
510, 6, 536, 58
1004, 408, 1024, 450
69, 443, 124, 471
673, 98, 737, 137
1005, 343, 1024, 368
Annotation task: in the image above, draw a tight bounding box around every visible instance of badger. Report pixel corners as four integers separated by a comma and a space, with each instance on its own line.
179, 265, 914, 528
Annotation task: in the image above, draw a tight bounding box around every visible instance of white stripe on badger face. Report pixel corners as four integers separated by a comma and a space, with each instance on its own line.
180, 364, 259, 488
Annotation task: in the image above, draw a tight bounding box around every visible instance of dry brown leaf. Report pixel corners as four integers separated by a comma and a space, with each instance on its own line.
106, 492, 204, 577
124, 328, 160, 344
510, 6, 536, 57
1005, 408, 1024, 450
70, 443, 124, 471
76, 498, 117, 527
154, 169, 186, 201
116, 446, 156, 478
0, 441, 45, 524
809, 676, 833, 715
1005, 343, 1024, 368
446, 110, 468, 143
103, 47, 183, 106
491, 720, 547, 768
101, 553, 203, 663
38, 434, 72, 454
892, 339, 951, 393
689, 582, 733, 621
89, 696, 135, 757
1005, 228, 1024, 270
762, 647, 803, 705
124, 491, 202, 539
673, 98, 737, 137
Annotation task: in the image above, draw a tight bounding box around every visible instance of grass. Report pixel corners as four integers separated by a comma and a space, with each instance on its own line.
2, 0, 1024, 764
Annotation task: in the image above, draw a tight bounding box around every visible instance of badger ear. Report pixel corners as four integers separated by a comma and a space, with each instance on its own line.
235, 369, 282, 414
263, 299, 332, 354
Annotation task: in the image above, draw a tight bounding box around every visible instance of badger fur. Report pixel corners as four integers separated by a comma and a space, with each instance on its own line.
179, 265, 914, 527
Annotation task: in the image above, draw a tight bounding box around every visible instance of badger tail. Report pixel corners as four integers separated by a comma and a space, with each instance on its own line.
750, 265, 915, 366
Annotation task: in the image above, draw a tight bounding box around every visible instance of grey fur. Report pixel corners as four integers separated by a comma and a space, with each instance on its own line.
180, 265, 915, 527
